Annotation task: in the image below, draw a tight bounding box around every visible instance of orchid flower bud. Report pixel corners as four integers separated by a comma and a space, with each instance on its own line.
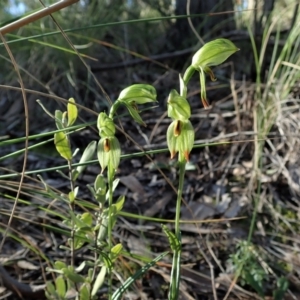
97, 112, 116, 137
167, 90, 191, 121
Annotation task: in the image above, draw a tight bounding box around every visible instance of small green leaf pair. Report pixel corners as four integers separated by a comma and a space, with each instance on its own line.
53, 98, 78, 161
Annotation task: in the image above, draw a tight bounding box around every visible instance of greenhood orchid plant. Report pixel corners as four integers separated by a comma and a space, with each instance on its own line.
41, 38, 238, 300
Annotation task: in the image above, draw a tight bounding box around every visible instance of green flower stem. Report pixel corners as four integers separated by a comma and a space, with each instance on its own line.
174, 159, 185, 237
107, 164, 115, 300
169, 246, 181, 299
109, 101, 121, 119
169, 157, 185, 299
65, 130, 75, 270
182, 65, 195, 90
68, 159, 75, 269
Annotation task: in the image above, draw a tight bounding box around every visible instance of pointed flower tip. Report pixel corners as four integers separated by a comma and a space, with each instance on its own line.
205, 67, 217, 82
170, 150, 177, 160
184, 151, 190, 162
210, 75, 217, 82
202, 98, 210, 109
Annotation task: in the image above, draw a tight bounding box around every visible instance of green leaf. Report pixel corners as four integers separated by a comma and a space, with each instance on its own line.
73, 231, 86, 250
91, 266, 107, 297
101, 252, 113, 270
94, 174, 106, 195
169, 247, 181, 300
162, 224, 181, 252
62, 112, 68, 128
55, 275, 66, 298
55, 261, 67, 270
75, 141, 96, 178
111, 178, 120, 194
54, 131, 72, 160
112, 251, 169, 300
62, 267, 85, 284
81, 212, 93, 227
68, 190, 76, 203
97, 218, 108, 243
113, 195, 125, 212
55, 110, 64, 130
76, 261, 86, 273
94, 174, 107, 204
67, 98, 78, 126
124, 103, 145, 126
86, 184, 96, 199
111, 243, 123, 262
80, 283, 91, 299
273, 277, 289, 300
69, 211, 89, 230
46, 281, 57, 295
244, 272, 264, 297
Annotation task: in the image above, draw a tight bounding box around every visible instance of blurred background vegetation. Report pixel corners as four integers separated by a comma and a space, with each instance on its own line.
0, 0, 298, 122
0, 0, 300, 299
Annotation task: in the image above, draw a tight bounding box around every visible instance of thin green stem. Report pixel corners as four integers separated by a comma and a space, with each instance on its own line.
169, 158, 185, 299
169, 246, 181, 300
67, 159, 75, 269
174, 160, 185, 237
109, 101, 121, 119
182, 66, 195, 96
1, 14, 212, 47
107, 165, 115, 300
65, 126, 76, 270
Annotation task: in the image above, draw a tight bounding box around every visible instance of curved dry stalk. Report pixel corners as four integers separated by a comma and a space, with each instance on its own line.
0, 265, 46, 299
0, 0, 79, 36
